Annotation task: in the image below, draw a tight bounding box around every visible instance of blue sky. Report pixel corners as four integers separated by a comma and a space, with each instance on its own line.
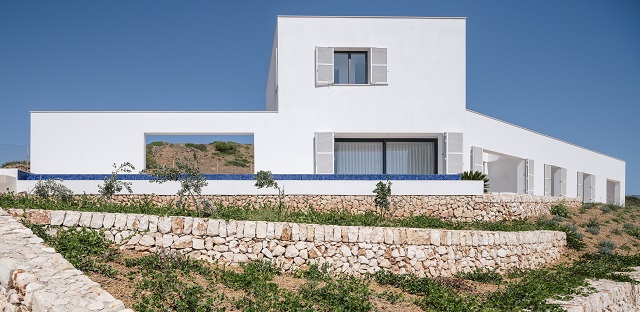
0, 1, 638, 194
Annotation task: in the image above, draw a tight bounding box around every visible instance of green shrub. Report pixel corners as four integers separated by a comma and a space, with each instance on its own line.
31, 179, 73, 202
98, 162, 135, 198
456, 268, 503, 284
460, 171, 490, 193
373, 178, 392, 218
598, 240, 617, 255
550, 204, 569, 218
255, 170, 285, 208
623, 223, 640, 239
146, 158, 208, 216
211, 141, 238, 155
185, 143, 207, 152
585, 226, 600, 235
226, 157, 249, 167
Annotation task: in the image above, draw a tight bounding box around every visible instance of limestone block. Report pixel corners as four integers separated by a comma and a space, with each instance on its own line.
63, 211, 81, 227
139, 235, 155, 247
192, 218, 207, 236
256, 222, 267, 239
243, 221, 256, 238
206, 220, 219, 236
50, 210, 65, 226
183, 217, 194, 234
158, 217, 172, 234
148, 215, 159, 233
78, 212, 92, 227
114, 214, 127, 230
172, 217, 185, 234
138, 215, 149, 232
193, 238, 205, 250
172, 236, 193, 249
90, 213, 104, 229
102, 213, 115, 229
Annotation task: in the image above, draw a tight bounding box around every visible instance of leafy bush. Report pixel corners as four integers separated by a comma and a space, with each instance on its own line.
585, 218, 600, 228
25, 224, 118, 276
460, 171, 490, 193
551, 204, 569, 218
455, 268, 503, 284
373, 178, 392, 218
185, 143, 207, 152
98, 162, 135, 198
31, 179, 73, 201
598, 240, 617, 255
146, 158, 208, 216
255, 170, 285, 208
623, 223, 640, 239
211, 141, 238, 155
601, 203, 622, 213
226, 157, 249, 167
585, 226, 600, 235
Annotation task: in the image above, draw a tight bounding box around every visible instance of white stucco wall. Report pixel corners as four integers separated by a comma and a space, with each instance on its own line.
28, 16, 625, 203
464, 111, 625, 203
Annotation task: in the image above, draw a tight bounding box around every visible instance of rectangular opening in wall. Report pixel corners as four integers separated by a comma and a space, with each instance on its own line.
482, 150, 525, 194
334, 139, 437, 174
144, 134, 254, 174
607, 179, 621, 204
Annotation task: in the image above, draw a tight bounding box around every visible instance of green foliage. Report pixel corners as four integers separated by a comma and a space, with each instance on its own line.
624, 222, 640, 239
98, 162, 135, 198
455, 268, 503, 284
586, 226, 600, 235
185, 143, 207, 152
146, 158, 208, 216
460, 171, 490, 193
25, 224, 118, 276
1, 160, 29, 169
226, 157, 249, 167
551, 204, 569, 218
598, 240, 617, 255
211, 141, 238, 155
373, 178, 392, 217
299, 275, 373, 312
254, 170, 285, 208
148, 141, 165, 147
126, 250, 222, 312
31, 179, 73, 201
626, 196, 640, 208
585, 218, 600, 228
601, 203, 622, 214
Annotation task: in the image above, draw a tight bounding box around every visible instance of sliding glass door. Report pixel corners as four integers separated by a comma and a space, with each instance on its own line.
334, 139, 436, 174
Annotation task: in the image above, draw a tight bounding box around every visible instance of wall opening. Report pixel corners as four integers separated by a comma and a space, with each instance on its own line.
144, 134, 254, 174
482, 150, 525, 194
578, 172, 595, 203
607, 179, 621, 204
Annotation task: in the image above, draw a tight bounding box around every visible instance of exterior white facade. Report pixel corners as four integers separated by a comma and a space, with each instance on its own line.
28, 16, 625, 203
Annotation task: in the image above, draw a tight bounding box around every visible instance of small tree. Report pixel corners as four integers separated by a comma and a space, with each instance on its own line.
254, 170, 285, 209
98, 162, 135, 199
461, 171, 490, 193
147, 158, 208, 216
32, 179, 73, 201
373, 178, 392, 218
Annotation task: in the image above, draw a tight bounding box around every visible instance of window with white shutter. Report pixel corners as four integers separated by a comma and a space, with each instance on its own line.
544, 164, 552, 196
560, 167, 567, 197
316, 47, 334, 86
370, 48, 388, 85
471, 146, 483, 173
526, 159, 534, 195
577, 172, 584, 200
315, 132, 334, 174
589, 175, 596, 202
444, 132, 463, 174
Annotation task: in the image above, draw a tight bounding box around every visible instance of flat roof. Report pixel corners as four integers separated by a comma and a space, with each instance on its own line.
277, 15, 466, 20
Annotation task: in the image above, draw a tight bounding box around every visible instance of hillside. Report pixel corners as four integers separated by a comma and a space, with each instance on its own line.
146, 141, 254, 174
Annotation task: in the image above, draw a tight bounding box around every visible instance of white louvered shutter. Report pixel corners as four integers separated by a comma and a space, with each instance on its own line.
444, 132, 463, 174
589, 175, 595, 202
370, 48, 388, 85
316, 47, 334, 86
526, 159, 534, 195
560, 167, 567, 196
577, 172, 584, 200
471, 146, 483, 173
315, 132, 334, 174
544, 164, 551, 196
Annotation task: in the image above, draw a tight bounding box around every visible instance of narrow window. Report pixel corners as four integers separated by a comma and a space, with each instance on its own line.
334, 52, 368, 84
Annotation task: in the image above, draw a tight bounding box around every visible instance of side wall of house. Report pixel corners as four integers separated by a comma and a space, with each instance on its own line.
464, 111, 625, 204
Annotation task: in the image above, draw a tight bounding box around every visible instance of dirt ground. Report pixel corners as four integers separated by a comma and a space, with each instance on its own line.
147, 142, 254, 174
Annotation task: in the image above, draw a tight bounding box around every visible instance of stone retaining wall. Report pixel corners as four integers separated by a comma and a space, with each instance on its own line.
10, 209, 566, 278
103, 193, 581, 222
0, 209, 130, 312
548, 267, 640, 311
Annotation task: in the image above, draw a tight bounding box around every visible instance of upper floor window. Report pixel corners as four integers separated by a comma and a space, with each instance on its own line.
334, 52, 367, 84
316, 47, 387, 86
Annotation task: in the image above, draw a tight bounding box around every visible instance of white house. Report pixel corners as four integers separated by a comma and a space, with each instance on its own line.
27, 16, 625, 203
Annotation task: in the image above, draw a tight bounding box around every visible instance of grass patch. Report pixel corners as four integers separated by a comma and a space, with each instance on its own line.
185, 143, 208, 152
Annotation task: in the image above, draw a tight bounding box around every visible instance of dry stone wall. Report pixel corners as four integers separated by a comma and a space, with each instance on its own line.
0, 209, 130, 312
104, 193, 581, 222
548, 267, 640, 311
9, 209, 566, 278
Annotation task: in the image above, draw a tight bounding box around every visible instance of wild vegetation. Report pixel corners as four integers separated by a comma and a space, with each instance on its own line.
145, 141, 253, 174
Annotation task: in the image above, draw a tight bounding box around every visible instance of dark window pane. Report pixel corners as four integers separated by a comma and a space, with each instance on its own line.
350, 52, 367, 84
334, 52, 349, 84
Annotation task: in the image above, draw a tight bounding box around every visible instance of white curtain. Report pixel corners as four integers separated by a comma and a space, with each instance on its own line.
335, 142, 383, 174
386, 142, 434, 174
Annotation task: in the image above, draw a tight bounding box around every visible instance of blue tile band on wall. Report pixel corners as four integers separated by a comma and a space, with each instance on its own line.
19, 171, 461, 181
